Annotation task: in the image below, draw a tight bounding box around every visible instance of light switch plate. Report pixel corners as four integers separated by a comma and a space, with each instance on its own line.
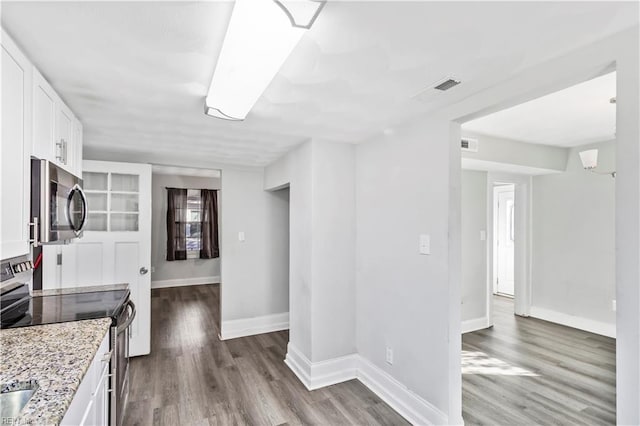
238, 231, 245, 242
419, 234, 430, 255
480, 230, 487, 241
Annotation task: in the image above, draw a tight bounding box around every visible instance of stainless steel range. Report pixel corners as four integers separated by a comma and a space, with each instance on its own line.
0, 255, 135, 426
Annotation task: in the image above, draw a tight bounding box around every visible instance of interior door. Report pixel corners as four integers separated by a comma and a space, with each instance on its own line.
62, 160, 151, 356
495, 186, 515, 296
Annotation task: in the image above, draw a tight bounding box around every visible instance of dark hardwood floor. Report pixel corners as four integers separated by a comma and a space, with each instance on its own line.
124, 285, 408, 426
462, 296, 616, 425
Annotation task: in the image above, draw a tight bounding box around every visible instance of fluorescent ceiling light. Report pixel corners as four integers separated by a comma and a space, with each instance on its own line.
205, 0, 324, 121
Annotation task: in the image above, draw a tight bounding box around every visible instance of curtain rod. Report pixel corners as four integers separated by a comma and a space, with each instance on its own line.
164, 187, 218, 191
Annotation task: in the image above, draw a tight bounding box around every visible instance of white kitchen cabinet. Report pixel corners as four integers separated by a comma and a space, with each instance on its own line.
61, 331, 110, 426
32, 68, 56, 164
32, 67, 80, 176
56, 101, 75, 172
74, 119, 84, 178
1, 30, 32, 259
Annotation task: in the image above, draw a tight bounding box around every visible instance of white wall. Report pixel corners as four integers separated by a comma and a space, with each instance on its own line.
150, 173, 221, 286
356, 117, 452, 417
462, 130, 569, 174
265, 140, 356, 363
531, 140, 616, 334
266, 141, 313, 357
219, 168, 290, 325
311, 142, 356, 362
461, 170, 488, 324
355, 25, 639, 424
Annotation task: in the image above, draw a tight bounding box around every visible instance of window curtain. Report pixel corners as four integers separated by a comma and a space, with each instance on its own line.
200, 189, 219, 259
166, 188, 188, 261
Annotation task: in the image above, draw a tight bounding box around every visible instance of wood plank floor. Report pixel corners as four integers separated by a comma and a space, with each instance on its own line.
462, 296, 616, 425
124, 285, 408, 426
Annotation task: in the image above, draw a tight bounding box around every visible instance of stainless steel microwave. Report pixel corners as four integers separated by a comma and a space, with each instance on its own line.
31, 158, 87, 245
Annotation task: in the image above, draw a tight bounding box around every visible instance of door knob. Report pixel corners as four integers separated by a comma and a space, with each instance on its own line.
139, 267, 149, 275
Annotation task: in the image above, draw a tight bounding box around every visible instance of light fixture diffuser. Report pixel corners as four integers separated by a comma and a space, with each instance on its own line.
579, 149, 598, 170
205, 0, 324, 121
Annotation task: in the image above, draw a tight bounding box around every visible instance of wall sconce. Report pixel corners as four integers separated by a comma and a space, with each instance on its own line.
579, 149, 616, 178
205, 0, 326, 121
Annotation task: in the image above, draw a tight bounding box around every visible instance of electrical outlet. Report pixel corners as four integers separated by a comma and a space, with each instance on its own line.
612, 300, 617, 311
385, 347, 393, 365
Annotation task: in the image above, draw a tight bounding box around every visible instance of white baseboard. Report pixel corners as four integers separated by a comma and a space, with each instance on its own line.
221, 312, 289, 340
284, 343, 359, 390
285, 344, 448, 425
461, 316, 491, 334
357, 356, 448, 426
151, 275, 220, 289
529, 306, 616, 338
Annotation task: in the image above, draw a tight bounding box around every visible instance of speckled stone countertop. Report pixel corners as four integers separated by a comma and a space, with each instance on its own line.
0, 318, 112, 425
32, 283, 129, 297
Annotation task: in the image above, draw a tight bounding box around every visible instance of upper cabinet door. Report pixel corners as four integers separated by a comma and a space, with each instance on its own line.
74, 120, 84, 178
56, 102, 74, 171
32, 68, 55, 162
1, 31, 33, 259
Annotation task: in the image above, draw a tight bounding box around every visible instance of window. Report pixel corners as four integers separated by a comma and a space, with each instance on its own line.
186, 189, 202, 258
84, 172, 139, 232
166, 188, 219, 261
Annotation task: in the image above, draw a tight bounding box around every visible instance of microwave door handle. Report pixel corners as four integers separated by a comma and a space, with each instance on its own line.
67, 184, 87, 234
77, 186, 88, 232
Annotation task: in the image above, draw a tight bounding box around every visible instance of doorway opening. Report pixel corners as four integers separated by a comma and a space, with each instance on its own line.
459, 69, 617, 424
492, 183, 515, 298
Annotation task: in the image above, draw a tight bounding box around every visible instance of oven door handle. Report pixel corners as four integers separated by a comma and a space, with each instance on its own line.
117, 299, 136, 335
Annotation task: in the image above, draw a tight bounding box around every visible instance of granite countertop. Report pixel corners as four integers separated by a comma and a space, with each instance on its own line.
31, 283, 129, 297
0, 318, 112, 425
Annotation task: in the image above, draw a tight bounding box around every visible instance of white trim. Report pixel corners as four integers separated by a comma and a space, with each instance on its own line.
461, 316, 491, 334
357, 356, 449, 426
284, 344, 448, 425
151, 275, 220, 289
152, 164, 221, 178
529, 306, 616, 338
221, 312, 289, 340
284, 343, 359, 390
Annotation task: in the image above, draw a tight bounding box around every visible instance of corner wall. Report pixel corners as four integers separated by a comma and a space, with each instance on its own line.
356, 117, 452, 421
461, 170, 488, 329
220, 168, 290, 337
264, 140, 357, 364
531, 140, 616, 336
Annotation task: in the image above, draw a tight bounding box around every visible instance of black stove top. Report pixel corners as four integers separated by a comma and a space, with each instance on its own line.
0, 286, 129, 329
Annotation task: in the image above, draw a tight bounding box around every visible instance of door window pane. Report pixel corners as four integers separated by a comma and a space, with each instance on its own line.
111, 193, 139, 212
111, 213, 139, 232
84, 171, 140, 232
86, 213, 108, 231
111, 173, 139, 192
84, 172, 108, 191
86, 193, 108, 211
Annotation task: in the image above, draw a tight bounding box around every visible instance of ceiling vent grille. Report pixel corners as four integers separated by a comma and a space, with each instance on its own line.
461, 137, 478, 152
434, 79, 461, 91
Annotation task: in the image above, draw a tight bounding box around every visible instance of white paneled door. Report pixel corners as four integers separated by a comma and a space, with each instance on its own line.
62, 160, 151, 356
495, 185, 515, 297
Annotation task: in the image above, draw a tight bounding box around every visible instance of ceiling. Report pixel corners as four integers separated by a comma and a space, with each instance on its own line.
463, 71, 617, 147
2, 2, 637, 166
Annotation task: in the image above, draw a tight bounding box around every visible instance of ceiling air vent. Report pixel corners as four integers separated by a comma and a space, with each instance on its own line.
461, 138, 478, 152
434, 78, 461, 91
